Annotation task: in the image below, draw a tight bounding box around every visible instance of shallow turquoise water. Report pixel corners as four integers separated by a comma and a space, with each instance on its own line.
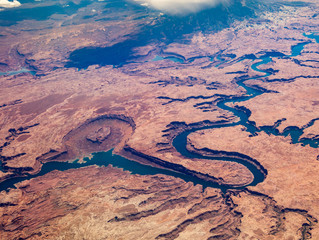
0, 68, 35, 76
151, 55, 184, 63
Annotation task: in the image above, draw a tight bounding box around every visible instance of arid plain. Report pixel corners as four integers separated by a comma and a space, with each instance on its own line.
0, 0, 319, 239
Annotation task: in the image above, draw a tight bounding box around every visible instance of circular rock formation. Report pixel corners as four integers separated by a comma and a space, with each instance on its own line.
86, 127, 111, 144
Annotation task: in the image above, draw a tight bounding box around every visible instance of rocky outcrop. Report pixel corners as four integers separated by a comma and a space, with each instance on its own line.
0, 166, 242, 240
86, 127, 111, 143
187, 141, 268, 177
122, 145, 228, 185
0, 99, 23, 109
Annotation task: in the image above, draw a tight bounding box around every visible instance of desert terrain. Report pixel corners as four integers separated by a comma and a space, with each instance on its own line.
0, 0, 318, 239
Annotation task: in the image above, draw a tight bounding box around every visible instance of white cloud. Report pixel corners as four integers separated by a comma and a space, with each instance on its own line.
0, 0, 21, 8
132, 0, 229, 15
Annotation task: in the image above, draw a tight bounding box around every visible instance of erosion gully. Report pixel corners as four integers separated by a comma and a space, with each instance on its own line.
1, 34, 318, 192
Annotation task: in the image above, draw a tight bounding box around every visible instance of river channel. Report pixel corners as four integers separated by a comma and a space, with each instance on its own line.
1, 34, 318, 192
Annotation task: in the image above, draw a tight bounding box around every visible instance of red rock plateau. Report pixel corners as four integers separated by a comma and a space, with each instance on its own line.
0, 0, 319, 239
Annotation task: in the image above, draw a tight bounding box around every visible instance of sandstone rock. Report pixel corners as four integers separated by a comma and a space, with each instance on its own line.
86, 127, 111, 143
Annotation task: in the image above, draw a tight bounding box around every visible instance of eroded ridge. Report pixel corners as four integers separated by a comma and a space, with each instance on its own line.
231, 189, 318, 240
0, 166, 244, 240
1, 2, 319, 239
0, 114, 135, 189
0, 123, 40, 179
162, 32, 319, 191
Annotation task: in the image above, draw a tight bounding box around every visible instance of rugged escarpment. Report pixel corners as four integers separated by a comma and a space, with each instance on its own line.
0, 166, 243, 240
159, 120, 230, 147
188, 125, 319, 238
186, 139, 268, 179
0, 114, 135, 184
1, 0, 319, 239
230, 189, 318, 239
122, 145, 223, 185
0, 123, 40, 182
0, 166, 315, 240
86, 127, 111, 143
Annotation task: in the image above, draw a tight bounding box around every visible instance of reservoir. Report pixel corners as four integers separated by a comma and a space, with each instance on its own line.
0, 33, 318, 193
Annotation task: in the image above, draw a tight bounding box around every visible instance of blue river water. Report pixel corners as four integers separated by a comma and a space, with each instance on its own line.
0, 0, 318, 192
1, 34, 318, 192
304, 33, 319, 43
65, 0, 257, 68
1, 150, 233, 191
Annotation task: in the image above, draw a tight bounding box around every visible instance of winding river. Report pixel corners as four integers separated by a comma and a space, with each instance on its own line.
1, 35, 318, 192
